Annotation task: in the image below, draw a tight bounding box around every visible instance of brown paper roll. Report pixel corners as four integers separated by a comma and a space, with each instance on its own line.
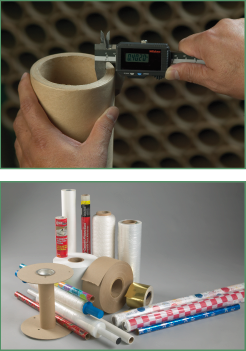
30, 53, 115, 168
82, 257, 133, 313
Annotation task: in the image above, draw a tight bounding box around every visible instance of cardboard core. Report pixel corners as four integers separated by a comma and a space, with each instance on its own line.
38, 284, 56, 330
39, 56, 97, 85
122, 220, 138, 224
96, 211, 112, 216
145, 291, 152, 305
111, 278, 123, 298
68, 257, 84, 263
129, 336, 134, 343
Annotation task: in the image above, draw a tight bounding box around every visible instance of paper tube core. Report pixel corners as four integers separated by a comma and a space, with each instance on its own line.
121, 220, 138, 224
111, 278, 123, 298
96, 211, 112, 216
38, 284, 56, 330
145, 292, 152, 305
68, 257, 84, 263
39, 56, 97, 86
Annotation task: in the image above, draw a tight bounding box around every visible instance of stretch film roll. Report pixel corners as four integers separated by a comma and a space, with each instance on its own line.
61, 189, 76, 253
112, 282, 245, 327
30, 53, 115, 168
53, 253, 97, 289
82, 257, 133, 313
122, 291, 245, 332
118, 220, 142, 282
92, 211, 116, 258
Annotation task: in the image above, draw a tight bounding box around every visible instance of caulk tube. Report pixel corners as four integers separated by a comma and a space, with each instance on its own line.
16, 268, 102, 318
27, 289, 121, 344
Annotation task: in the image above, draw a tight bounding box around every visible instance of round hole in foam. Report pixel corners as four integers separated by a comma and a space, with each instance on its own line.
65, 1, 84, 9
2, 59, 10, 75
177, 105, 198, 123
160, 158, 181, 168
150, 2, 172, 20
131, 161, 150, 168
78, 42, 94, 55
208, 101, 230, 119
190, 155, 213, 168
19, 52, 38, 69
172, 25, 194, 42
147, 108, 169, 126
216, 1, 240, 9
168, 132, 191, 149
111, 279, 123, 298
186, 82, 208, 95
230, 125, 244, 143
32, 1, 53, 15
118, 6, 140, 26
155, 83, 176, 100
86, 13, 107, 32
118, 113, 138, 130
125, 86, 146, 104
220, 153, 243, 168
68, 257, 84, 263
198, 129, 220, 146
139, 135, 160, 152
1, 29, 16, 48
182, 2, 205, 15
2, 2, 23, 20
111, 35, 129, 45
114, 139, 130, 155
55, 19, 77, 37
38, 55, 98, 85
25, 24, 46, 43
48, 47, 66, 55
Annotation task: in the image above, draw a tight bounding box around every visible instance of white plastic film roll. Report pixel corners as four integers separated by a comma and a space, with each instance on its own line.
92, 211, 115, 258
53, 252, 97, 289
118, 220, 142, 282
61, 189, 76, 253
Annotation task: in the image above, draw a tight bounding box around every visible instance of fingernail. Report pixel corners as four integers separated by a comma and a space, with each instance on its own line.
106, 107, 119, 123
165, 68, 180, 80
21, 72, 28, 80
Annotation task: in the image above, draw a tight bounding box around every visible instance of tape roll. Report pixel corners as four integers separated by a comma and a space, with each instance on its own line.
53, 253, 97, 290
82, 257, 133, 313
125, 283, 154, 309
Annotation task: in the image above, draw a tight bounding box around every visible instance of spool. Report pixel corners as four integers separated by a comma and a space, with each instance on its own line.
30, 53, 115, 168
82, 257, 133, 313
118, 219, 142, 282
17, 263, 73, 340
92, 211, 116, 258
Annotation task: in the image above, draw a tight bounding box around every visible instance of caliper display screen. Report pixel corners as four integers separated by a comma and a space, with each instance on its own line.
121, 48, 161, 71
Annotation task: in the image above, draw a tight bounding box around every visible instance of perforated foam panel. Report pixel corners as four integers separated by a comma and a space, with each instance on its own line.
1, 1, 245, 168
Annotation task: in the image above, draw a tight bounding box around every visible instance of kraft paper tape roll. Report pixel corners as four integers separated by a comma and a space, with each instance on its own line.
82, 257, 133, 313
125, 283, 154, 309
53, 253, 97, 290
30, 53, 115, 168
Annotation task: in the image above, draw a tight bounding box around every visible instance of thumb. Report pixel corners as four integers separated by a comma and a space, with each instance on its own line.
86, 106, 119, 151
165, 63, 210, 87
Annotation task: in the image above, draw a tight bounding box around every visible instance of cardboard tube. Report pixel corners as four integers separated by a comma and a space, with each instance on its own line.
38, 284, 56, 329
30, 53, 115, 168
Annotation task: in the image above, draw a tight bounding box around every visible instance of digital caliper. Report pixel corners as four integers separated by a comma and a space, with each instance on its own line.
95, 31, 205, 93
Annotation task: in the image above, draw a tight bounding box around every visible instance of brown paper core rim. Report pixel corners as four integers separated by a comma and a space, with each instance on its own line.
111, 278, 123, 298
121, 220, 138, 224
96, 211, 112, 216
30, 53, 114, 90
68, 257, 84, 263
145, 291, 152, 305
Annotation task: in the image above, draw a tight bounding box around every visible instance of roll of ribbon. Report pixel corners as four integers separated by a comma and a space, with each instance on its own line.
92, 211, 116, 258
125, 283, 154, 308
118, 220, 142, 282
61, 189, 76, 253
82, 257, 133, 313
53, 253, 97, 290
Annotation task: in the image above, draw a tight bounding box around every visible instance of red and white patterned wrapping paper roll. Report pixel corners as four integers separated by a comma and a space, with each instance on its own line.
122, 291, 244, 332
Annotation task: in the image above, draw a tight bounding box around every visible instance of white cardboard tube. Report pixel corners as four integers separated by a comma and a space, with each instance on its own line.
30, 53, 115, 168
61, 189, 76, 253
93, 317, 134, 344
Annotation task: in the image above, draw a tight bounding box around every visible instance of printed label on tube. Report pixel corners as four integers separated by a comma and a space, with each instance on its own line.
81, 200, 91, 253
56, 216, 68, 258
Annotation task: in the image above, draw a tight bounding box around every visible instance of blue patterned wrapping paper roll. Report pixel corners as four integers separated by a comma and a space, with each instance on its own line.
137, 304, 240, 335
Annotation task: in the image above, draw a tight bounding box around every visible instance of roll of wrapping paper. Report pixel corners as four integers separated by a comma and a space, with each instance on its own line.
136, 304, 241, 335
81, 195, 91, 254
14, 291, 90, 340
111, 282, 245, 326
118, 220, 142, 282
19, 263, 94, 302
122, 291, 245, 332
125, 283, 154, 308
